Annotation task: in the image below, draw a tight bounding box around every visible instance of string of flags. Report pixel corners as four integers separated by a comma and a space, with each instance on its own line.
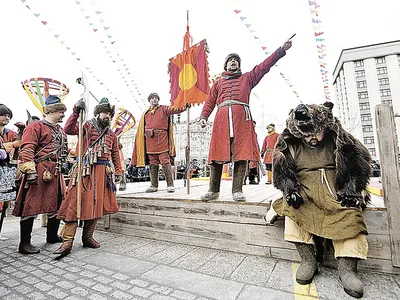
74, 0, 147, 110
308, 0, 331, 100
233, 9, 302, 103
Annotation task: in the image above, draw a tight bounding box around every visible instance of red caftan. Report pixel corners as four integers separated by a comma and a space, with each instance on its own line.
13, 121, 67, 217
261, 132, 280, 164
200, 48, 286, 163
57, 112, 122, 221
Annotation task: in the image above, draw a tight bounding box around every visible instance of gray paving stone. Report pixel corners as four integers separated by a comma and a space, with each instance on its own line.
94, 274, 115, 284
112, 272, 131, 281
50, 260, 69, 269
28, 259, 43, 266
0, 286, 11, 296
359, 271, 400, 300
123, 241, 173, 259
229, 255, 277, 286
13, 284, 34, 295
38, 263, 54, 271
92, 283, 113, 294
236, 285, 294, 300
22, 264, 37, 272
110, 290, 135, 299
31, 269, 46, 277
42, 274, 59, 283
48, 267, 67, 276
77, 278, 97, 287
170, 248, 218, 271
64, 273, 80, 281
34, 281, 53, 292
47, 288, 70, 299
264, 260, 295, 294
3, 278, 19, 288
130, 278, 150, 287
147, 244, 196, 265
97, 268, 115, 276
142, 265, 244, 300
3, 294, 25, 300
22, 276, 41, 285
129, 286, 154, 298
0, 273, 10, 280
82, 263, 100, 271
197, 251, 245, 278
84, 252, 156, 275
149, 284, 173, 295
71, 286, 90, 297
169, 290, 196, 300
149, 295, 177, 300
65, 265, 81, 273
10, 260, 25, 268
88, 294, 109, 300
26, 291, 47, 300
2, 266, 17, 274
100, 235, 153, 253
11, 270, 28, 278
65, 296, 84, 300
56, 280, 76, 289
2, 256, 16, 263
80, 270, 97, 278
110, 281, 132, 291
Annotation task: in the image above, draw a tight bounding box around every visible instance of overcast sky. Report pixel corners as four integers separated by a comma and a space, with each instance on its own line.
1, 0, 399, 141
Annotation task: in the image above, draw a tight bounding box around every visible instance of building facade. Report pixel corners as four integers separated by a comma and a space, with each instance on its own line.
332, 40, 400, 159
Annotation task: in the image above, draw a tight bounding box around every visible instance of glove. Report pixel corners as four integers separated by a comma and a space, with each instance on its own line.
26, 171, 38, 185
14, 122, 26, 129
337, 194, 361, 208
115, 175, 122, 183
74, 99, 86, 113
199, 118, 207, 128
285, 191, 304, 209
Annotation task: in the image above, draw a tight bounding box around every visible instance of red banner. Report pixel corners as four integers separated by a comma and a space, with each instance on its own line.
169, 40, 210, 108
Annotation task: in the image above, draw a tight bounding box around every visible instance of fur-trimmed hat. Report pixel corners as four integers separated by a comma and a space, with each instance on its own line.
94, 97, 115, 117
43, 95, 67, 114
267, 123, 275, 129
147, 93, 160, 101
224, 53, 241, 71
0, 104, 13, 119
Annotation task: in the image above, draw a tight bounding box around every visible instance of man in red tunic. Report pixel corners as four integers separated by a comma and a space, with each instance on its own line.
132, 93, 185, 193
54, 98, 122, 256
0, 104, 20, 210
261, 123, 280, 184
13, 96, 68, 254
199, 40, 292, 201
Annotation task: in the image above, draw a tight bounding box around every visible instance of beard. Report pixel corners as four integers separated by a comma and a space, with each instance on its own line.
97, 116, 110, 129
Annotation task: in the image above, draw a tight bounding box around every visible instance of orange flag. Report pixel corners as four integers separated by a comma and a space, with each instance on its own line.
169, 39, 210, 109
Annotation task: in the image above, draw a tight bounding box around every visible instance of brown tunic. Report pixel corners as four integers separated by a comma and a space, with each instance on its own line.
13, 121, 67, 217
57, 113, 121, 221
273, 137, 368, 240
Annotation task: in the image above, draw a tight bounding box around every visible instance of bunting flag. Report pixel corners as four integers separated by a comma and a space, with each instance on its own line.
233, 9, 302, 102
19, 0, 121, 104
74, 0, 146, 109
307, 0, 331, 100
169, 40, 210, 109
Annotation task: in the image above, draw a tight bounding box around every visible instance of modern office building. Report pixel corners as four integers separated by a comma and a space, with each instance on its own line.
332, 40, 400, 159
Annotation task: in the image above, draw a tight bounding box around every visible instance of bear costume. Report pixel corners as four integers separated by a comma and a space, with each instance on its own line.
272, 102, 371, 298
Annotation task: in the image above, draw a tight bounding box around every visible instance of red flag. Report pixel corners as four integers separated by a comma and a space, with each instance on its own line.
169, 40, 210, 108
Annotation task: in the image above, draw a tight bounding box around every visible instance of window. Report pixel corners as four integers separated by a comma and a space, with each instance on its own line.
377, 67, 387, 75
382, 100, 393, 105
354, 60, 364, 67
368, 148, 376, 156
362, 125, 373, 132
359, 102, 370, 110
375, 57, 386, 64
355, 70, 365, 77
361, 113, 371, 121
358, 91, 368, 99
380, 89, 391, 96
357, 81, 367, 88
364, 137, 374, 144
378, 78, 389, 86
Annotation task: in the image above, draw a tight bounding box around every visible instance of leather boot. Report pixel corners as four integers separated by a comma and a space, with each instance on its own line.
46, 215, 62, 243
232, 160, 247, 201
145, 165, 159, 192
53, 222, 78, 256
295, 243, 318, 285
162, 164, 175, 192
338, 257, 363, 298
119, 173, 127, 191
266, 170, 272, 184
19, 218, 40, 254
201, 164, 223, 201
82, 219, 100, 248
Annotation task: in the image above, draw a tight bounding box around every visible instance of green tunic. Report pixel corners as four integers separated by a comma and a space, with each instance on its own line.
273, 137, 368, 240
